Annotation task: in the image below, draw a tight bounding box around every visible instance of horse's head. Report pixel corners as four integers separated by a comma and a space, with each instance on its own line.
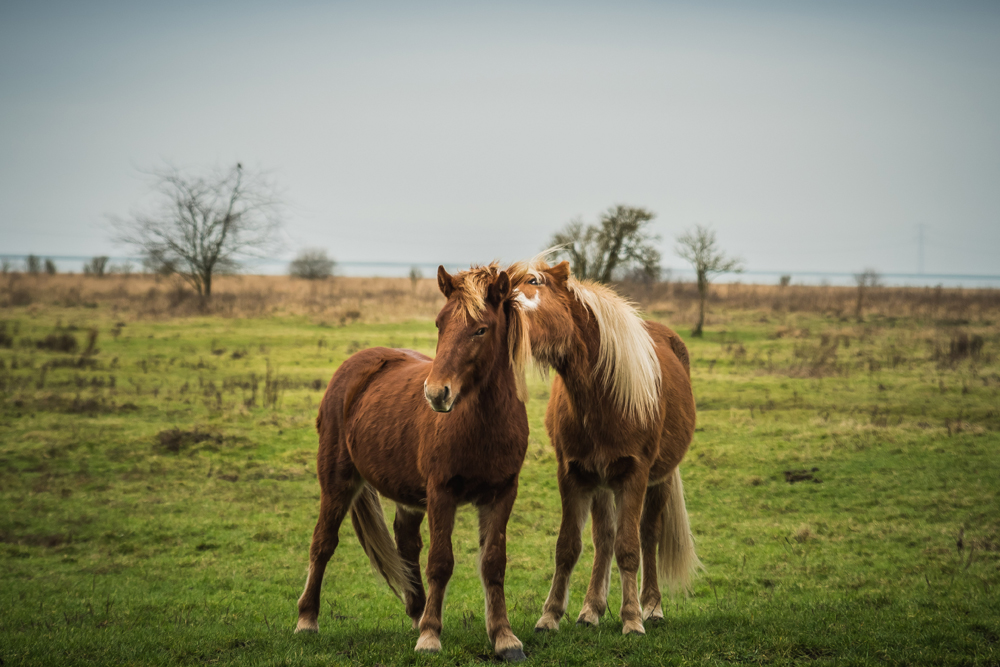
511, 259, 574, 367
424, 264, 530, 413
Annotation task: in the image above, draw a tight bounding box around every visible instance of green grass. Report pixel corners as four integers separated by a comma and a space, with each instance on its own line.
1, 307, 998, 666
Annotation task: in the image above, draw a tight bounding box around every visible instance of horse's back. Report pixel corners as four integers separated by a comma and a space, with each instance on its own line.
320, 348, 428, 427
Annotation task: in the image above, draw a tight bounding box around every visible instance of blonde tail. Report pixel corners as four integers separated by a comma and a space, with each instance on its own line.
350, 484, 414, 600
658, 466, 704, 595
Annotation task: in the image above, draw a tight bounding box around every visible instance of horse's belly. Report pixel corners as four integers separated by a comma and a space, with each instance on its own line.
346, 411, 428, 508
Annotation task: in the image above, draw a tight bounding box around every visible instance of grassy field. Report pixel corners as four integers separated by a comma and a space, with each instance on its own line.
2, 281, 999, 666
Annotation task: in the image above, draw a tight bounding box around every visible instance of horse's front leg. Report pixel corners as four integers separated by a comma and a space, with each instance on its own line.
613, 468, 650, 635
478, 481, 525, 661
578, 488, 616, 626
415, 484, 457, 654
535, 466, 591, 632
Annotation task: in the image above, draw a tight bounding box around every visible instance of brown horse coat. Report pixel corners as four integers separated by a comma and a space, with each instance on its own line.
512, 258, 701, 635
296, 263, 531, 661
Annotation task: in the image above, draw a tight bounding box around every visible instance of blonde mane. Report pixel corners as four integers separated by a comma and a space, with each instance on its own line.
515, 252, 661, 424
568, 278, 661, 424
450, 263, 532, 403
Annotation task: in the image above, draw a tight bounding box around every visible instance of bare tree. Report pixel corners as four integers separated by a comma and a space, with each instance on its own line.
83, 256, 109, 277
25, 255, 41, 275
409, 266, 423, 292
114, 163, 282, 298
854, 268, 881, 321
548, 205, 661, 283
44, 259, 57, 275
289, 248, 335, 280
675, 224, 744, 337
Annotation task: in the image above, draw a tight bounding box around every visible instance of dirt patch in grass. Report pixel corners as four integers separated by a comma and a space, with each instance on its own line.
784, 467, 822, 483
156, 429, 223, 453
0, 531, 70, 548
35, 332, 79, 353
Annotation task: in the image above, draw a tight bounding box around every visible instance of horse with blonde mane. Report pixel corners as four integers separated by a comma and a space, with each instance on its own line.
295, 263, 532, 661
513, 258, 701, 636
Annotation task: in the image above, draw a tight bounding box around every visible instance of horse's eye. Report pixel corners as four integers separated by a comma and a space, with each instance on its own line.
473, 327, 487, 336
527, 277, 538, 285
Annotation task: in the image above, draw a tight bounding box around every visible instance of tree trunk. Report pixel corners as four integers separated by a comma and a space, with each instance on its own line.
203, 271, 212, 297
694, 272, 707, 337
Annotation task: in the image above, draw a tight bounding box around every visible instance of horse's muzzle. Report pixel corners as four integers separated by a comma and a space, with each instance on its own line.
423, 380, 456, 413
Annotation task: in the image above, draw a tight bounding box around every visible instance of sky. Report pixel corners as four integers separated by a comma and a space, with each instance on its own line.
2, 1, 998, 278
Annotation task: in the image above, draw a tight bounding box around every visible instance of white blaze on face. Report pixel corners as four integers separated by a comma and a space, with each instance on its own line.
515, 291, 540, 310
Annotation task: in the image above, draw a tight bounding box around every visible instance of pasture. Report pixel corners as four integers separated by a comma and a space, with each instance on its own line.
1, 275, 999, 666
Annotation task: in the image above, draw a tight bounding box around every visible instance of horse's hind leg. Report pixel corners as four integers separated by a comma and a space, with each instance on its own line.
534, 471, 590, 632
393, 504, 426, 629
578, 489, 615, 626
478, 483, 524, 661
296, 478, 359, 633
639, 482, 667, 623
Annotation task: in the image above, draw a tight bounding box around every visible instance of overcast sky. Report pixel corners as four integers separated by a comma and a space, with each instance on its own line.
2, 1, 998, 276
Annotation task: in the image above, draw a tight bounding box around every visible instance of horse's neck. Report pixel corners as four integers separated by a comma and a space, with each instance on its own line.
461, 327, 521, 425
553, 299, 604, 413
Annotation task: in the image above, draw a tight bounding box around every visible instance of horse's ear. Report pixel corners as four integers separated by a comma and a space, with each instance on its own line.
437, 265, 454, 298
549, 261, 571, 284
487, 271, 511, 306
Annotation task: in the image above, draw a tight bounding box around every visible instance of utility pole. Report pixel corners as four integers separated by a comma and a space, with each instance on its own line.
917, 224, 924, 275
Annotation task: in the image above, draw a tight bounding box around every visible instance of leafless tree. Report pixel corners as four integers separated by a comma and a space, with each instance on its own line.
675, 224, 744, 337
409, 266, 423, 292
548, 205, 661, 283
25, 255, 41, 275
854, 268, 881, 321
44, 259, 57, 275
289, 248, 335, 280
113, 163, 283, 298
83, 256, 109, 277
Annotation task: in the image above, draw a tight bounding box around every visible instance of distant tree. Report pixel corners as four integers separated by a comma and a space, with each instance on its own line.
854, 268, 881, 322
675, 225, 744, 337
44, 259, 57, 275
0, 259, 10, 274
779, 275, 791, 287
83, 256, 109, 277
289, 248, 334, 280
113, 163, 283, 298
409, 266, 423, 292
548, 205, 661, 283
25, 255, 41, 275
109, 261, 134, 276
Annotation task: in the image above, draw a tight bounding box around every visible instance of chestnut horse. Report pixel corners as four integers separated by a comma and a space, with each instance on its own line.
513, 258, 701, 636
295, 264, 531, 661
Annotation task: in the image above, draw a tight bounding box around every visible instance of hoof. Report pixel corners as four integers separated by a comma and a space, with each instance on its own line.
294, 619, 318, 634
645, 613, 664, 625
641, 602, 664, 623
534, 614, 559, 632
576, 608, 600, 627
414, 631, 441, 653
622, 619, 646, 635
499, 647, 527, 662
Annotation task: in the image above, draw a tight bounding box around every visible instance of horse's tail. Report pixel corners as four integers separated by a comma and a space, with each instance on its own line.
350, 483, 414, 600
658, 466, 704, 595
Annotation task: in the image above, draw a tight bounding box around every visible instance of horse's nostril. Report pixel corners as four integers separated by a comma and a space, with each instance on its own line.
443, 386, 450, 399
